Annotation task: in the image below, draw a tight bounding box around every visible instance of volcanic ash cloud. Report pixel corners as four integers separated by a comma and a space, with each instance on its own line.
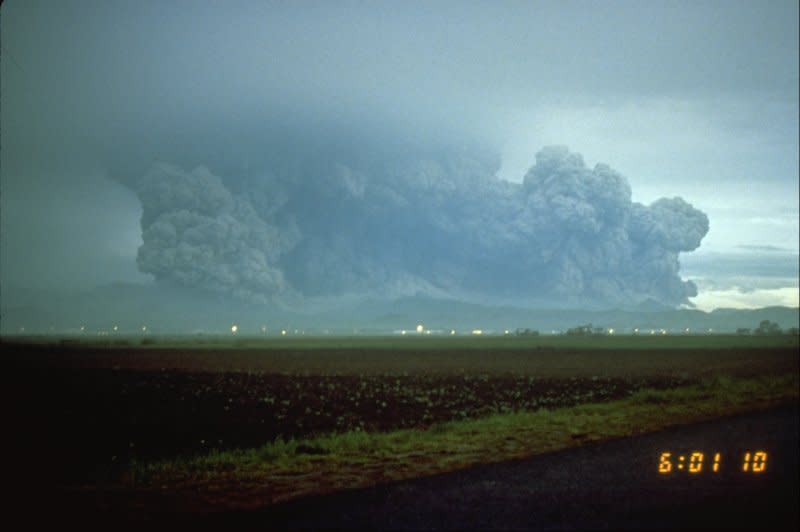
131, 146, 709, 308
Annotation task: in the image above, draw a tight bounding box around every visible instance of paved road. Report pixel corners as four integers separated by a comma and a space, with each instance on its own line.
221, 404, 799, 530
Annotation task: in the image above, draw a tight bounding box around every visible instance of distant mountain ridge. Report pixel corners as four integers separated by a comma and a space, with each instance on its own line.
340, 295, 798, 333
1, 284, 797, 335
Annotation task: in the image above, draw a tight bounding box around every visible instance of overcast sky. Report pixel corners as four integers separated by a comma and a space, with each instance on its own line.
1, 0, 798, 313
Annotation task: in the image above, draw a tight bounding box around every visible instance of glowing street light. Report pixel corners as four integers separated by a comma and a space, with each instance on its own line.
231, 324, 238, 334
472, 329, 483, 335
416, 324, 424, 333
281, 329, 287, 336
450, 329, 456, 335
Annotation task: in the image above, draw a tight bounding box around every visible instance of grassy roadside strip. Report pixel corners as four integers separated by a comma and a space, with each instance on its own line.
125, 374, 798, 511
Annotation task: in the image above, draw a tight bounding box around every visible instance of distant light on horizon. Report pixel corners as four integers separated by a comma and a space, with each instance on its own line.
416, 324, 424, 333
231, 324, 238, 334
472, 329, 483, 335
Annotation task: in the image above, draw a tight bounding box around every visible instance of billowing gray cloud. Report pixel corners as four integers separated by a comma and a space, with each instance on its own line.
131, 145, 708, 308
135, 163, 298, 304
2, 0, 795, 319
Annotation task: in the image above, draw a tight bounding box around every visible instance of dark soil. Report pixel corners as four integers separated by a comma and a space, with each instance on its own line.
6, 366, 692, 486
5, 340, 795, 488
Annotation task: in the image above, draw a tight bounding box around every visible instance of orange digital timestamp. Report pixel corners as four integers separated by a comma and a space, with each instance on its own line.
658, 451, 767, 474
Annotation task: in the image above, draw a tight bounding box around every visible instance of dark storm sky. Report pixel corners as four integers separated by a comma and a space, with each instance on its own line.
1, 0, 797, 311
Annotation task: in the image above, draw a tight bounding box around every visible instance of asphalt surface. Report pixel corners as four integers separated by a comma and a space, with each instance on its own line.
220, 404, 800, 530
